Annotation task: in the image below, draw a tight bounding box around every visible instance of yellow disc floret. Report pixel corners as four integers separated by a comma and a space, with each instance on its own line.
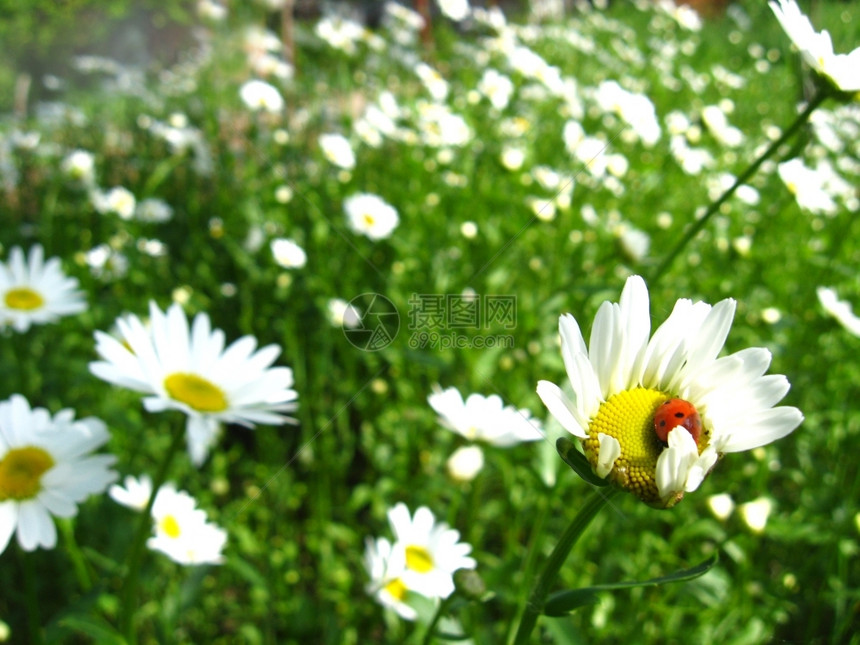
4, 287, 45, 311
583, 388, 669, 507
163, 372, 228, 413
0, 446, 55, 501
405, 545, 435, 573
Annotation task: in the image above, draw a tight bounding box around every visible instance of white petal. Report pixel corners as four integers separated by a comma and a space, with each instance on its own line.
655, 427, 700, 502
595, 433, 621, 478
536, 381, 588, 438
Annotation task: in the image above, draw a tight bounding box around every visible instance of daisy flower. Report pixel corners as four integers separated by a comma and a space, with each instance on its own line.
387, 503, 475, 599
147, 484, 227, 565
109, 473, 153, 511
537, 276, 803, 508
364, 535, 419, 620
769, 0, 860, 92
0, 245, 86, 333
239, 79, 284, 113
270, 238, 307, 269
89, 301, 299, 466
817, 287, 860, 336
428, 386, 543, 447
0, 394, 117, 554
343, 193, 399, 241
318, 133, 356, 170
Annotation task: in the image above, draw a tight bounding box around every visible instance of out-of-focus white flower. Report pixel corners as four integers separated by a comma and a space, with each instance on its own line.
92, 186, 136, 219
135, 198, 173, 223
109, 474, 153, 511
428, 386, 543, 447
270, 238, 307, 269
437, 0, 470, 21
701, 105, 744, 148
239, 79, 284, 113
319, 133, 356, 170
326, 298, 362, 329
707, 493, 735, 521
478, 69, 514, 110
61, 149, 96, 186
148, 484, 227, 565
344, 193, 399, 240
446, 445, 484, 482
0, 245, 86, 332
0, 395, 116, 554
739, 497, 773, 533
817, 287, 860, 336
777, 158, 838, 215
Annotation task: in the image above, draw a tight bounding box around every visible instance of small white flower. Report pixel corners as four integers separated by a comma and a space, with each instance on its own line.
387, 503, 475, 599
326, 298, 361, 329
739, 497, 773, 533
148, 485, 227, 565
0, 245, 86, 332
92, 186, 136, 219
437, 0, 470, 21
135, 198, 174, 223
446, 445, 484, 482
109, 474, 153, 511
428, 386, 543, 447
707, 493, 735, 521
239, 79, 284, 113
61, 149, 96, 185
270, 238, 307, 269
343, 193, 399, 241
318, 133, 356, 170
364, 536, 418, 620
817, 287, 860, 336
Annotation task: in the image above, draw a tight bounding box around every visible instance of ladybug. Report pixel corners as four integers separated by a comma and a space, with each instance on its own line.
654, 398, 702, 444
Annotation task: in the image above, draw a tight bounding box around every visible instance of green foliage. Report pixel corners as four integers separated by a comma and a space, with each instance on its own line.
1, 0, 859, 643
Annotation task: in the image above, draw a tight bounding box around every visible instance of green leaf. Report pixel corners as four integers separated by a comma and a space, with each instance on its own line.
57, 614, 127, 645
544, 554, 720, 616
556, 437, 608, 487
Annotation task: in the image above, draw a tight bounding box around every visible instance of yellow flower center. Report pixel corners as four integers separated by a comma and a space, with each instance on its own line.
4, 287, 45, 311
405, 545, 434, 573
384, 577, 409, 601
0, 446, 55, 501
582, 388, 710, 507
163, 373, 228, 412
159, 514, 182, 539
362, 213, 376, 227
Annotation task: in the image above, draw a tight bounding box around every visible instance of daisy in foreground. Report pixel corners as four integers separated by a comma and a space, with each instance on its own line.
537, 276, 803, 508
0, 245, 86, 333
89, 301, 299, 466
769, 0, 860, 92
0, 394, 117, 554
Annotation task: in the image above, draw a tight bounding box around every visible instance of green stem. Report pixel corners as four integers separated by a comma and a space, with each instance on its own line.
59, 518, 92, 592
421, 594, 454, 645
649, 88, 830, 287
21, 546, 43, 645
512, 487, 619, 645
119, 417, 186, 643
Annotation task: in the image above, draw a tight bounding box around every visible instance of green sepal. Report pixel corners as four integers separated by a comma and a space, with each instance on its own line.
544, 554, 719, 616
556, 437, 608, 487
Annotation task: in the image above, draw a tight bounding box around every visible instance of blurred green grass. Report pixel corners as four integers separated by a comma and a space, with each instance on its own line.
1, 0, 859, 643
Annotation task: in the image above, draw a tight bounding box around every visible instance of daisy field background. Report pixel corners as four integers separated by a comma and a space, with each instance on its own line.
0, 0, 858, 642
